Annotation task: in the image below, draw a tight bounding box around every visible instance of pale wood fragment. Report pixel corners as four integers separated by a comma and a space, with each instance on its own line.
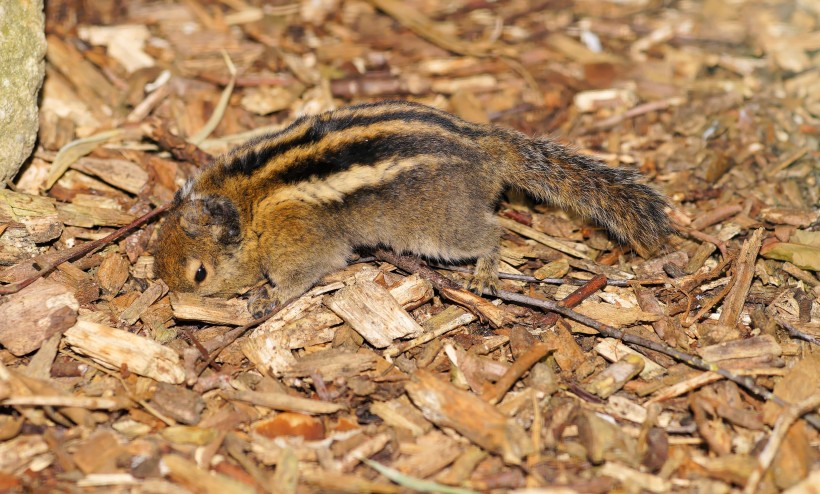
72, 157, 149, 195
265, 309, 341, 350
369, 395, 432, 436
220, 389, 344, 414
595, 338, 665, 380
390, 430, 462, 478
0, 189, 62, 243
498, 216, 591, 259
405, 369, 533, 465
326, 279, 424, 348
300, 469, 400, 494
598, 461, 670, 493
435, 446, 487, 486
55, 201, 135, 228
119, 280, 168, 325
339, 432, 392, 473
282, 348, 377, 378
21, 333, 62, 380
0, 435, 49, 473
2, 395, 130, 410
0, 277, 78, 356
64, 319, 185, 384
242, 288, 334, 375
161, 454, 255, 494
567, 300, 661, 335
759, 207, 819, 227
270, 447, 298, 494
586, 353, 646, 398
170, 292, 254, 325
697, 334, 782, 363
386, 273, 434, 310
384, 305, 475, 358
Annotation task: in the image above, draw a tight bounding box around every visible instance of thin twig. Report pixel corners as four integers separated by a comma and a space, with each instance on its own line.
430, 263, 666, 287
776, 318, 820, 346
492, 288, 820, 431
677, 225, 729, 259
482, 342, 552, 404
0, 204, 170, 295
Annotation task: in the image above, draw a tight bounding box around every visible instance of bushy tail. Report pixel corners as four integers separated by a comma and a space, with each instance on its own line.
500, 131, 672, 256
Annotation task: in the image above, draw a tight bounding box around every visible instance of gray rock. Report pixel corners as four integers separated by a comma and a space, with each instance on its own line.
0, 0, 46, 186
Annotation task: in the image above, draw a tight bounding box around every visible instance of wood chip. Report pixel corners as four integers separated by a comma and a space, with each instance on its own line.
405, 369, 533, 465
326, 279, 424, 348
64, 319, 185, 384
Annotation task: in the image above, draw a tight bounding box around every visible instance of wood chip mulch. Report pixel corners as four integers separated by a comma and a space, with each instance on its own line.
1, 0, 818, 492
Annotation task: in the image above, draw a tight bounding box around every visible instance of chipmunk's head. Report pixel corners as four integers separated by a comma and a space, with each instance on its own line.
154, 189, 261, 297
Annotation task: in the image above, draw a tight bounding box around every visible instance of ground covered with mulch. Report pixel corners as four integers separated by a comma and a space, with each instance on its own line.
1, 0, 818, 492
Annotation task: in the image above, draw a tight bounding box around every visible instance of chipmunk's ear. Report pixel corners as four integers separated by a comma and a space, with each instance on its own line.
178, 195, 241, 244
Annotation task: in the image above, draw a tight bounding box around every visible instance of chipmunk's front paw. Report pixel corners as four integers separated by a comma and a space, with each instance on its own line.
247, 285, 280, 319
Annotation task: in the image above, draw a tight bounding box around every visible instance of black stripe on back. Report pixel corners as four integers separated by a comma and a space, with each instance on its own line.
224, 102, 487, 176
278, 130, 484, 184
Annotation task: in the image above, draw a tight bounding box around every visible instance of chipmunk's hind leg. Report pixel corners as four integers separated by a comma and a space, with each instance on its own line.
437, 211, 502, 296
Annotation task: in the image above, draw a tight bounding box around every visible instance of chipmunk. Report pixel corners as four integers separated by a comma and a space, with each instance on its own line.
155, 101, 671, 313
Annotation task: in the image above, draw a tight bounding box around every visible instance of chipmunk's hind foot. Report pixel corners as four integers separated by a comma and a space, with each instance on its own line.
468, 250, 500, 296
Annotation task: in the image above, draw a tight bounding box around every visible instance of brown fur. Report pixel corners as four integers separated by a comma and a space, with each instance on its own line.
154, 101, 671, 313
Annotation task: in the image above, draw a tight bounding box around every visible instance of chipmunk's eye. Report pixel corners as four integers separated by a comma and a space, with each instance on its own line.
194, 264, 207, 283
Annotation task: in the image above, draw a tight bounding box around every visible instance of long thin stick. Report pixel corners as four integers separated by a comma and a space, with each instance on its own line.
0, 203, 171, 295
494, 288, 820, 430
376, 251, 820, 430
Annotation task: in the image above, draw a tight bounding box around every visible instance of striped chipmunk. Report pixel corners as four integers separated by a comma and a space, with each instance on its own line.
155, 100, 671, 315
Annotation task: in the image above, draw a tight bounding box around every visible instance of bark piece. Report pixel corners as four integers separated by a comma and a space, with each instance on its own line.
149, 382, 205, 425
595, 338, 665, 380
72, 157, 149, 195
221, 389, 344, 414
405, 369, 533, 465
0, 278, 78, 356
719, 228, 764, 327
390, 430, 462, 478
96, 253, 131, 297
253, 412, 325, 441
162, 454, 255, 494
72, 430, 122, 474
0, 189, 62, 243
576, 409, 638, 466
